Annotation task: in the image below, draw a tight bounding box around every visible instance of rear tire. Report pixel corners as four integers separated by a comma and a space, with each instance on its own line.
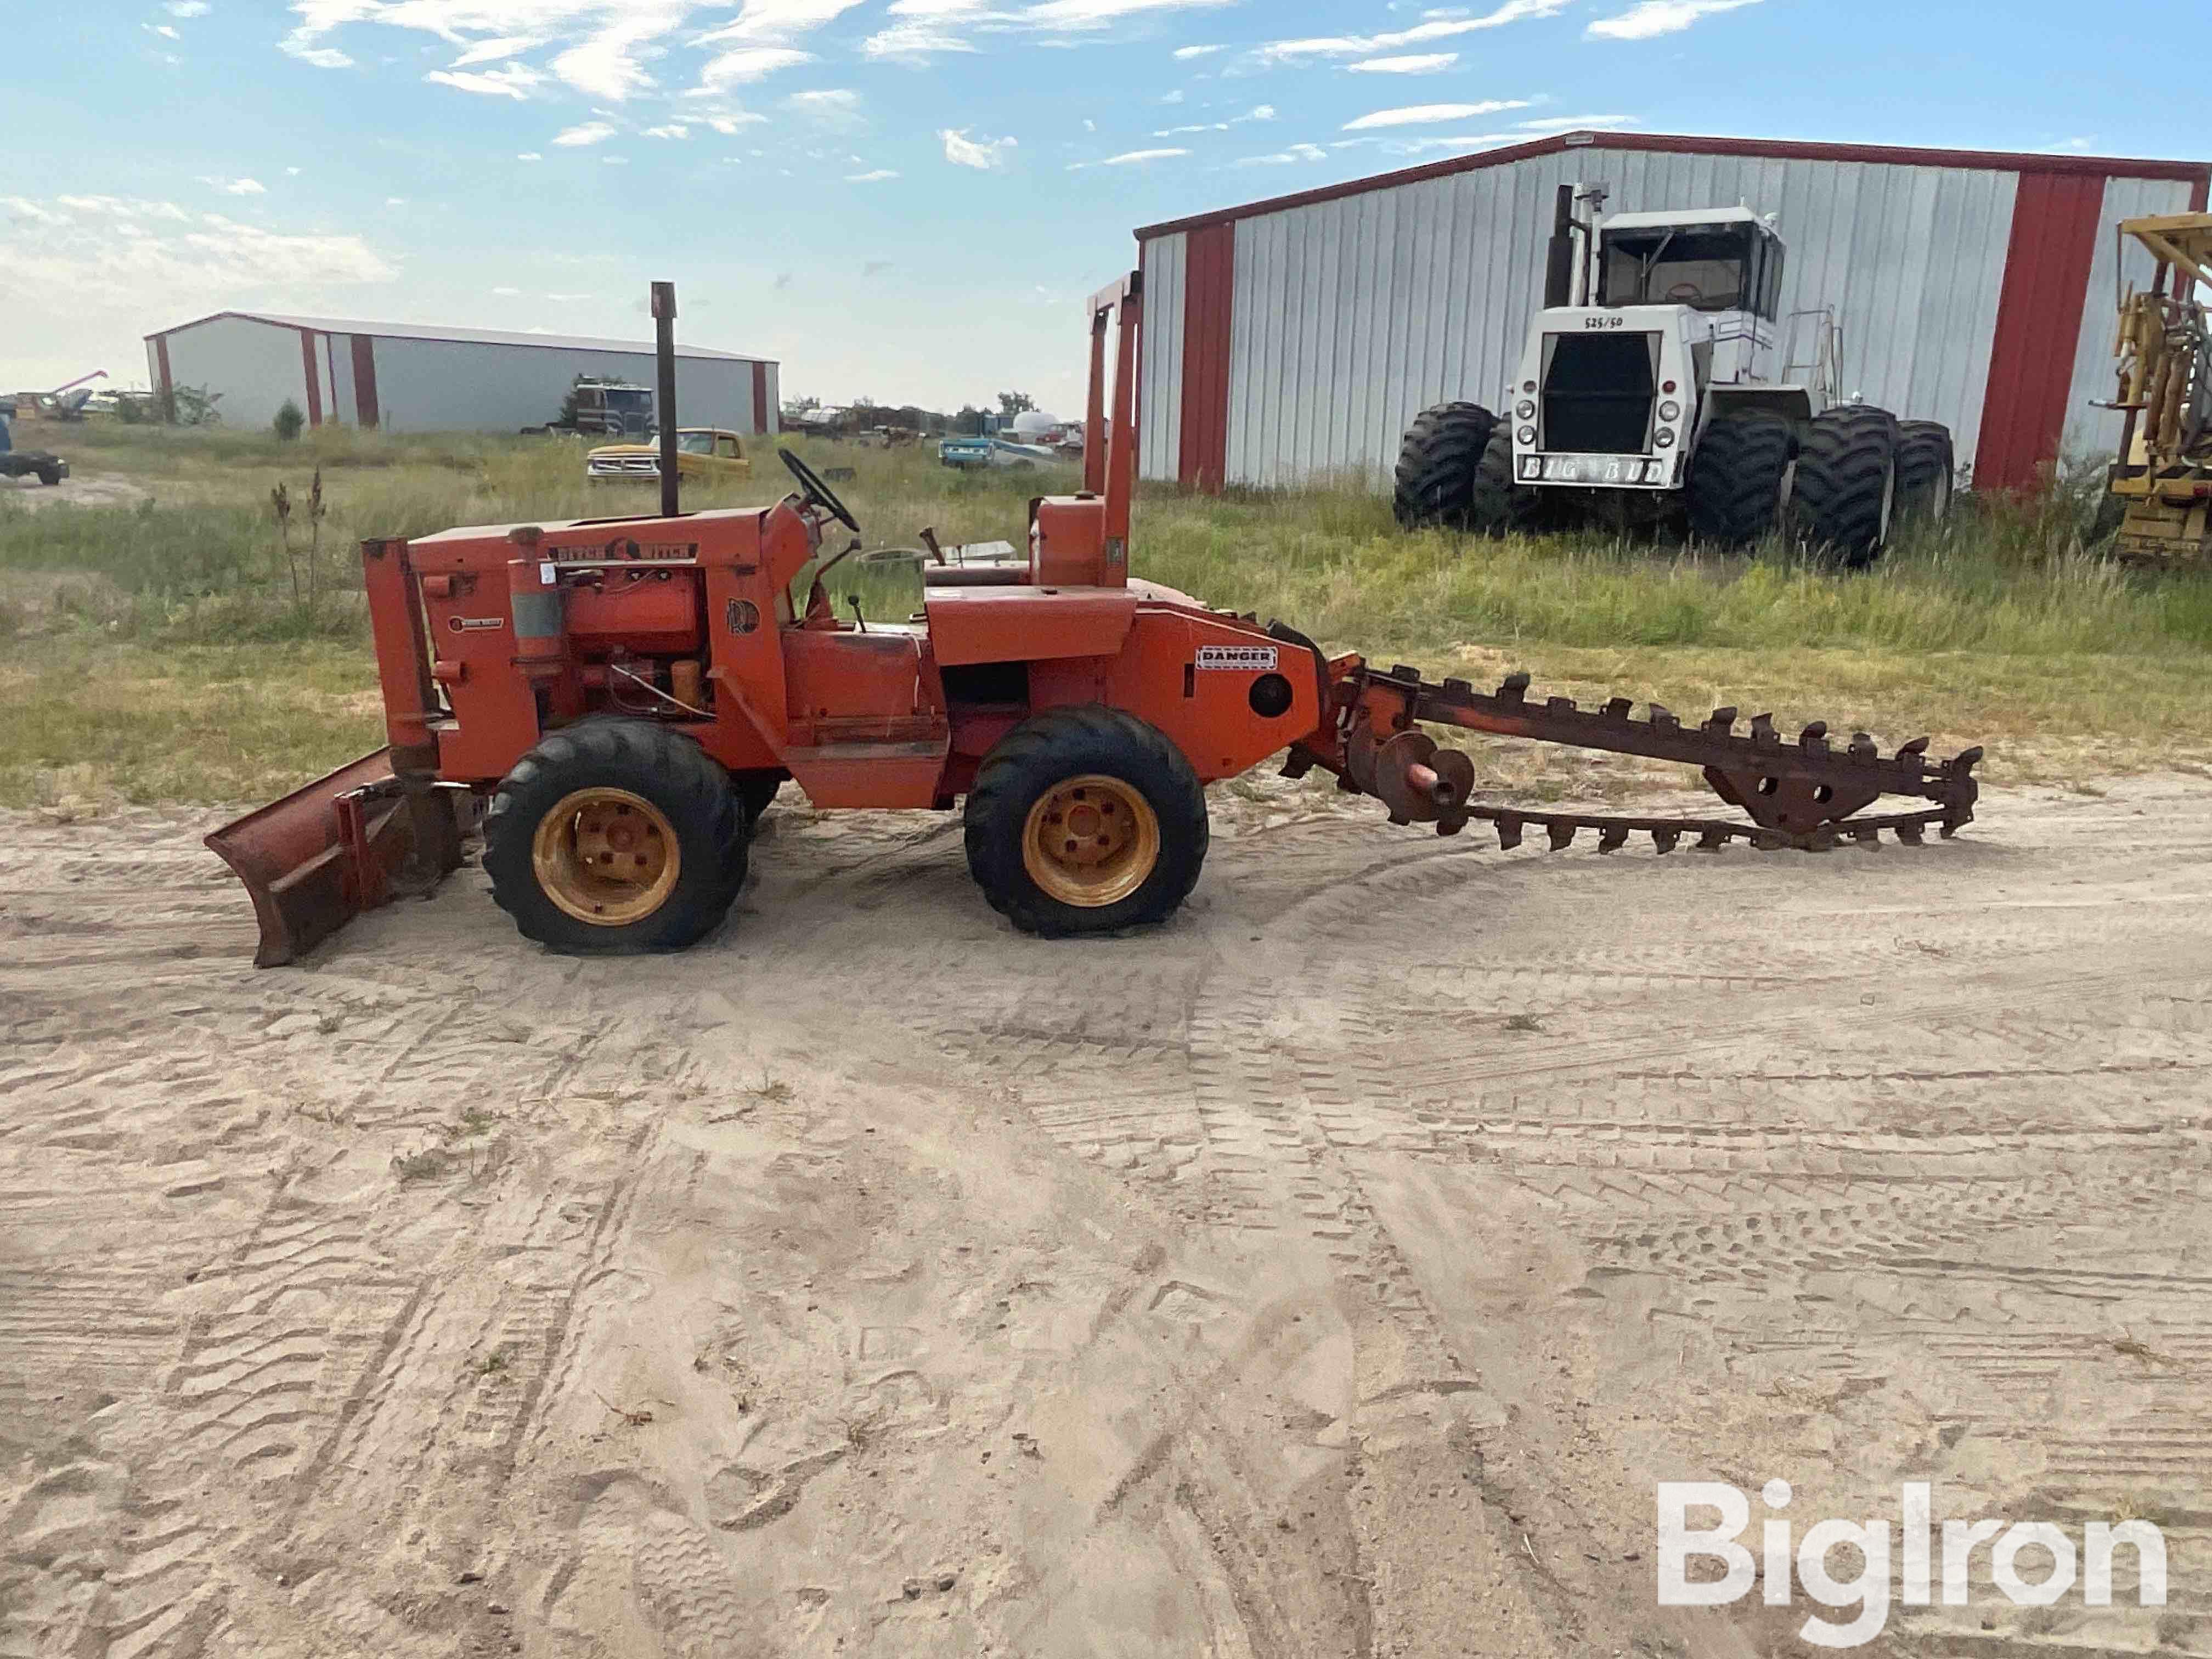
36, 464, 62, 487
964, 706, 1207, 938
1468, 422, 1545, 537
1393, 402, 1497, 530
1789, 405, 1899, 568
1893, 421, 1955, 529
735, 771, 785, 823
1684, 412, 1795, 547
483, 718, 746, 955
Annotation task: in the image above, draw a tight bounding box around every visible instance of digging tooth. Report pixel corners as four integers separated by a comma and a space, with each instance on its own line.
1495, 814, 1525, 850
1546, 696, 1578, 715
1598, 825, 1629, 852
1387, 812, 1410, 827
1697, 827, 1729, 851
1895, 822, 1925, 845
1442, 677, 1474, 698
1391, 663, 1422, 681
1847, 732, 1877, 762
1706, 706, 1737, 735
1498, 672, 1531, 704
1852, 826, 1880, 846
1649, 703, 1679, 732
1898, 736, 1930, 758
1954, 746, 1985, 772
1652, 829, 1680, 854
1799, 721, 1830, 755
1546, 821, 1577, 851
1750, 713, 1779, 746
1603, 697, 1633, 720
1437, 814, 1466, 838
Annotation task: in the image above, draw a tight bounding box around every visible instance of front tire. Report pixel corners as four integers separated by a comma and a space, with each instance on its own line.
1893, 421, 1955, 529
1789, 405, 1899, 568
483, 718, 746, 954
964, 706, 1207, 938
1684, 412, 1795, 547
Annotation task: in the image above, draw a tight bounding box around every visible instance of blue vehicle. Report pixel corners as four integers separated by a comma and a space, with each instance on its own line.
0, 401, 71, 487
938, 435, 1057, 472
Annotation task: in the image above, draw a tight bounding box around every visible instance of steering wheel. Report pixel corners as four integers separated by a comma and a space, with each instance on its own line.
1665, 281, 1706, 304
778, 447, 861, 534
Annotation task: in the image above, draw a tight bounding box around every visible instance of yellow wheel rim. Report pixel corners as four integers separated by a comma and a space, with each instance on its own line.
531, 787, 681, 927
1021, 775, 1160, 909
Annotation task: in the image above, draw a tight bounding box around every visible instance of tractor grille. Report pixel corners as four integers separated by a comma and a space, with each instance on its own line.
589, 456, 660, 477
1541, 332, 1658, 454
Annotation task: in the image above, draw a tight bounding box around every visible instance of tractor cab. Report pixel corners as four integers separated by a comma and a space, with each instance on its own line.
1595, 208, 1785, 319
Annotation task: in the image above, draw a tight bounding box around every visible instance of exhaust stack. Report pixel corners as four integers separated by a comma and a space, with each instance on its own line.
653, 280, 679, 518
1544, 184, 1576, 309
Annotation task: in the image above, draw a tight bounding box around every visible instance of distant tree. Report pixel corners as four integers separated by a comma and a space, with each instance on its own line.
783, 394, 822, 416
956, 404, 987, 436
997, 390, 1036, 420
273, 399, 306, 441
156, 382, 222, 426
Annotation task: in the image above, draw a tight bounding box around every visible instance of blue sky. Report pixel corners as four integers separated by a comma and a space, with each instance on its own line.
3, 0, 2203, 416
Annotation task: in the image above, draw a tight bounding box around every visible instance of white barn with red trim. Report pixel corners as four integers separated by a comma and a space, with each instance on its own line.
142, 312, 778, 438
1135, 131, 2209, 494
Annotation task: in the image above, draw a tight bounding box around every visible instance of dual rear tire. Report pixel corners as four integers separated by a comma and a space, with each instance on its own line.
1392, 402, 1542, 535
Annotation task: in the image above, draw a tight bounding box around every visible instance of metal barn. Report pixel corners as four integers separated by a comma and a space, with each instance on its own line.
1134, 131, 2210, 493
142, 312, 778, 437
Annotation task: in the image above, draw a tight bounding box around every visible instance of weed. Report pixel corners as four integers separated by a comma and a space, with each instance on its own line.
473, 1347, 511, 1378
391, 1147, 451, 1183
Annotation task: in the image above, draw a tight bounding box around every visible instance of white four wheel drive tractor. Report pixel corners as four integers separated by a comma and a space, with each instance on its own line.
1394, 185, 1956, 566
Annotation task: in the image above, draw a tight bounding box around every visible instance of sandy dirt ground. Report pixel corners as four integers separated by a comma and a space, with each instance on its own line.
2, 773, 2208, 1658
0, 473, 150, 511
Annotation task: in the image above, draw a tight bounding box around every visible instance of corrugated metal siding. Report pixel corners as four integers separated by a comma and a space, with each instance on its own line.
1139, 233, 1186, 482
1218, 144, 2024, 489
2061, 175, 2198, 460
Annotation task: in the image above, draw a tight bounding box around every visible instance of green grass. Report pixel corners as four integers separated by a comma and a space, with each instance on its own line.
2, 421, 2209, 809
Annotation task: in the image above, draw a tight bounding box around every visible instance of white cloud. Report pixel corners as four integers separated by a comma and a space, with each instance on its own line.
862, 22, 975, 61
692, 46, 812, 88
1172, 42, 1226, 58
846, 168, 900, 182
601, 155, 629, 163
384, 196, 408, 205
551, 14, 677, 101
1154, 102, 1274, 136
146, 23, 182, 38
1255, 0, 1567, 63
517, 151, 543, 160
1343, 99, 1532, 129
1022, 0, 1238, 26
198, 175, 268, 195
425, 63, 543, 98
493, 285, 522, 295
1515, 113, 1634, 131
644, 123, 691, 138
552, 121, 618, 146
165, 0, 211, 12
1069, 146, 1188, 169
697, 0, 870, 40
940, 128, 1018, 169
785, 87, 865, 127
1585, 0, 1759, 37
704, 111, 769, 131
1347, 52, 1459, 72
453, 35, 535, 65
1235, 142, 1328, 166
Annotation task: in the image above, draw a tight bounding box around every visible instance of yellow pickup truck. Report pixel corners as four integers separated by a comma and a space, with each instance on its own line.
585, 427, 751, 483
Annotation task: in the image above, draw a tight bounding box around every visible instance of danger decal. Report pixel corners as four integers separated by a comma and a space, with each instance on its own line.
1195, 645, 1278, 672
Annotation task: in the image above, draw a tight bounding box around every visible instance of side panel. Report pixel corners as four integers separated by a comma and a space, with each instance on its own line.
365, 340, 764, 432
2059, 176, 2200, 463
160, 315, 311, 431
298, 329, 323, 427
1137, 233, 1187, 483
1216, 147, 2021, 491
1974, 171, 2109, 490
351, 335, 381, 427
926, 587, 1138, 667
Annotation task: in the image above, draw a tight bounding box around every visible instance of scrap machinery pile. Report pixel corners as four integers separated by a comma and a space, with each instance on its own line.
2108, 213, 2212, 566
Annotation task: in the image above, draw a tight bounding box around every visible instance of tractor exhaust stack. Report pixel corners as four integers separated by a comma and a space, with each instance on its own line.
653, 280, 679, 520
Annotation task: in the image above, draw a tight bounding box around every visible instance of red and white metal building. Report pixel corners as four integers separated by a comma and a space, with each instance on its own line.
1135, 132, 2210, 494
142, 312, 778, 437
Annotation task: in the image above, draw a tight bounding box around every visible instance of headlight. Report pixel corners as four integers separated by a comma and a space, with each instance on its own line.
1521, 380, 1537, 393
1515, 400, 1536, 420
1657, 400, 1681, 422
1517, 426, 1537, 445
1655, 429, 1677, 448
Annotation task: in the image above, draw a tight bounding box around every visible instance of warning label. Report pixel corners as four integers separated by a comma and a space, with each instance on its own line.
1195, 645, 1279, 672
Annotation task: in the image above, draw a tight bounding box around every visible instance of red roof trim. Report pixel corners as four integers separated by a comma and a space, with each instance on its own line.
140, 310, 762, 362
1135, 131, 2211, 241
